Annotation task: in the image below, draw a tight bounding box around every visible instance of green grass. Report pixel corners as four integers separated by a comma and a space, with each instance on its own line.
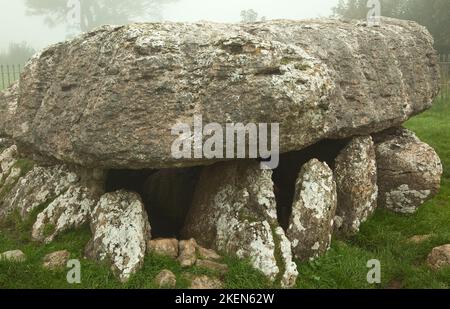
0, 97, 449, 289
295, 95, 450, 289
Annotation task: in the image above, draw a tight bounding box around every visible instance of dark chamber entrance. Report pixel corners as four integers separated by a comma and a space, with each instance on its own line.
105, 167, 202, 238
103, 138, 348, 237
272, 139, 348, 230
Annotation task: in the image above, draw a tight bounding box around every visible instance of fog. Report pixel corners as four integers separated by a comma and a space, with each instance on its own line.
0, 0, 338, 52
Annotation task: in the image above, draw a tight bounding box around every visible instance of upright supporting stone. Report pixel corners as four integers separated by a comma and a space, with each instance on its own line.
286, 159, 337, 261
334, 136, 378, 234
182, 160, 298, 288
85, 190, 151, 282
374, 128, 442, 214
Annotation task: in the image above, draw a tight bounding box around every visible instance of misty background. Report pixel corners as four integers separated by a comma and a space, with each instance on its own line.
0, 0, 449, 66
0, 0, 337, 54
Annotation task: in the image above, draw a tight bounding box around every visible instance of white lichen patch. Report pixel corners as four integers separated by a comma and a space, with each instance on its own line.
87, 190, 151, 282
32, 186, 98, 243
1, 164, 79, 219
334, 136, 378, 234
183, 161, 298, 287
276, 227, 299, 288
287, 159, 337, 262
385, 184, 431, 214
375, 128, 442, 213
0, 145, 18, 184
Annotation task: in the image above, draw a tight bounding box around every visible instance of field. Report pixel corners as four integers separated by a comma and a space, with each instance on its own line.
0, 95, 449, 289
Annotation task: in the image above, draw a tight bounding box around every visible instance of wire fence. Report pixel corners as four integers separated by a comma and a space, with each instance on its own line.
439, 54, 450, 100
0, 64, 22, 91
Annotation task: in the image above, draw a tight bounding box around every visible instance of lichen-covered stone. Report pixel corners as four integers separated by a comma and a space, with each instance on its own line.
197, 245, 221, 261
195, 259, 229, 275
334, 136, 378, 234
148, 238, 179, 259
0, 145, 18, 186
0, 164, 79, 220
154, 269, 177, 288
286, 159, 337, 261
0, 249, 26, 262
32, 186, 99, 243
85, 190, 151, 282
189, 275, 223, 289
182, 160, 298, 287
427, 244, 450, 270
0, 82, 18, 137
42, 250, 70, 270
178, 238, 197, 267
374, 128, 442, 214
407, 235, 432, 244
6, 18, 440, 169
0, 137, 13, 153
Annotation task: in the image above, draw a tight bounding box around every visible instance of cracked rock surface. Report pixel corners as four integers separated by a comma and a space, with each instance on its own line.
32, 186, 100, 243
0, 164, 79, 220
334, 136, 378, 234
286, 159, 337, 261
3, 18, 440, 169
85, 190, 151, 282
374, 127, 442, 214
182, 160, 298, 287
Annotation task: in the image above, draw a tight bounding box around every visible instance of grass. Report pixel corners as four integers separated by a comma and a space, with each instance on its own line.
0, 97, 449, 289
295, 95, 450, 289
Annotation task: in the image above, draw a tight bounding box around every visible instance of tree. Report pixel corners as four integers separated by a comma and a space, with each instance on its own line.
25, 0, 179, 33
332, 0, 450, 54
240, 9, 266, 23
0, 42, 36, 65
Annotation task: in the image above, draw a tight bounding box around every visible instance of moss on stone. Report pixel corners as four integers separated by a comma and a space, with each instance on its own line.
294, 63, 311, 71
270, 224, 285, 287
14, 159, 35, 177
0, 200, 52, 243
42, 223, 56, 238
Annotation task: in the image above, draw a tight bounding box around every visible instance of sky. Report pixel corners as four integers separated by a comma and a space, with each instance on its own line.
0, 0, 339, 52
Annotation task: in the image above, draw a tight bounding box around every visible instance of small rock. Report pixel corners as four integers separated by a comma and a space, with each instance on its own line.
43, 250, 70, 270
0, 250, 26, 262
190, 275, 223, 289
148, 238, 179, 259
154, 269, 177, 288
427, 244, 450, 270
196, 259, 229, 275
407, 235, 432, 244
178, 238, 197, 267
197, 245, 221, 261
